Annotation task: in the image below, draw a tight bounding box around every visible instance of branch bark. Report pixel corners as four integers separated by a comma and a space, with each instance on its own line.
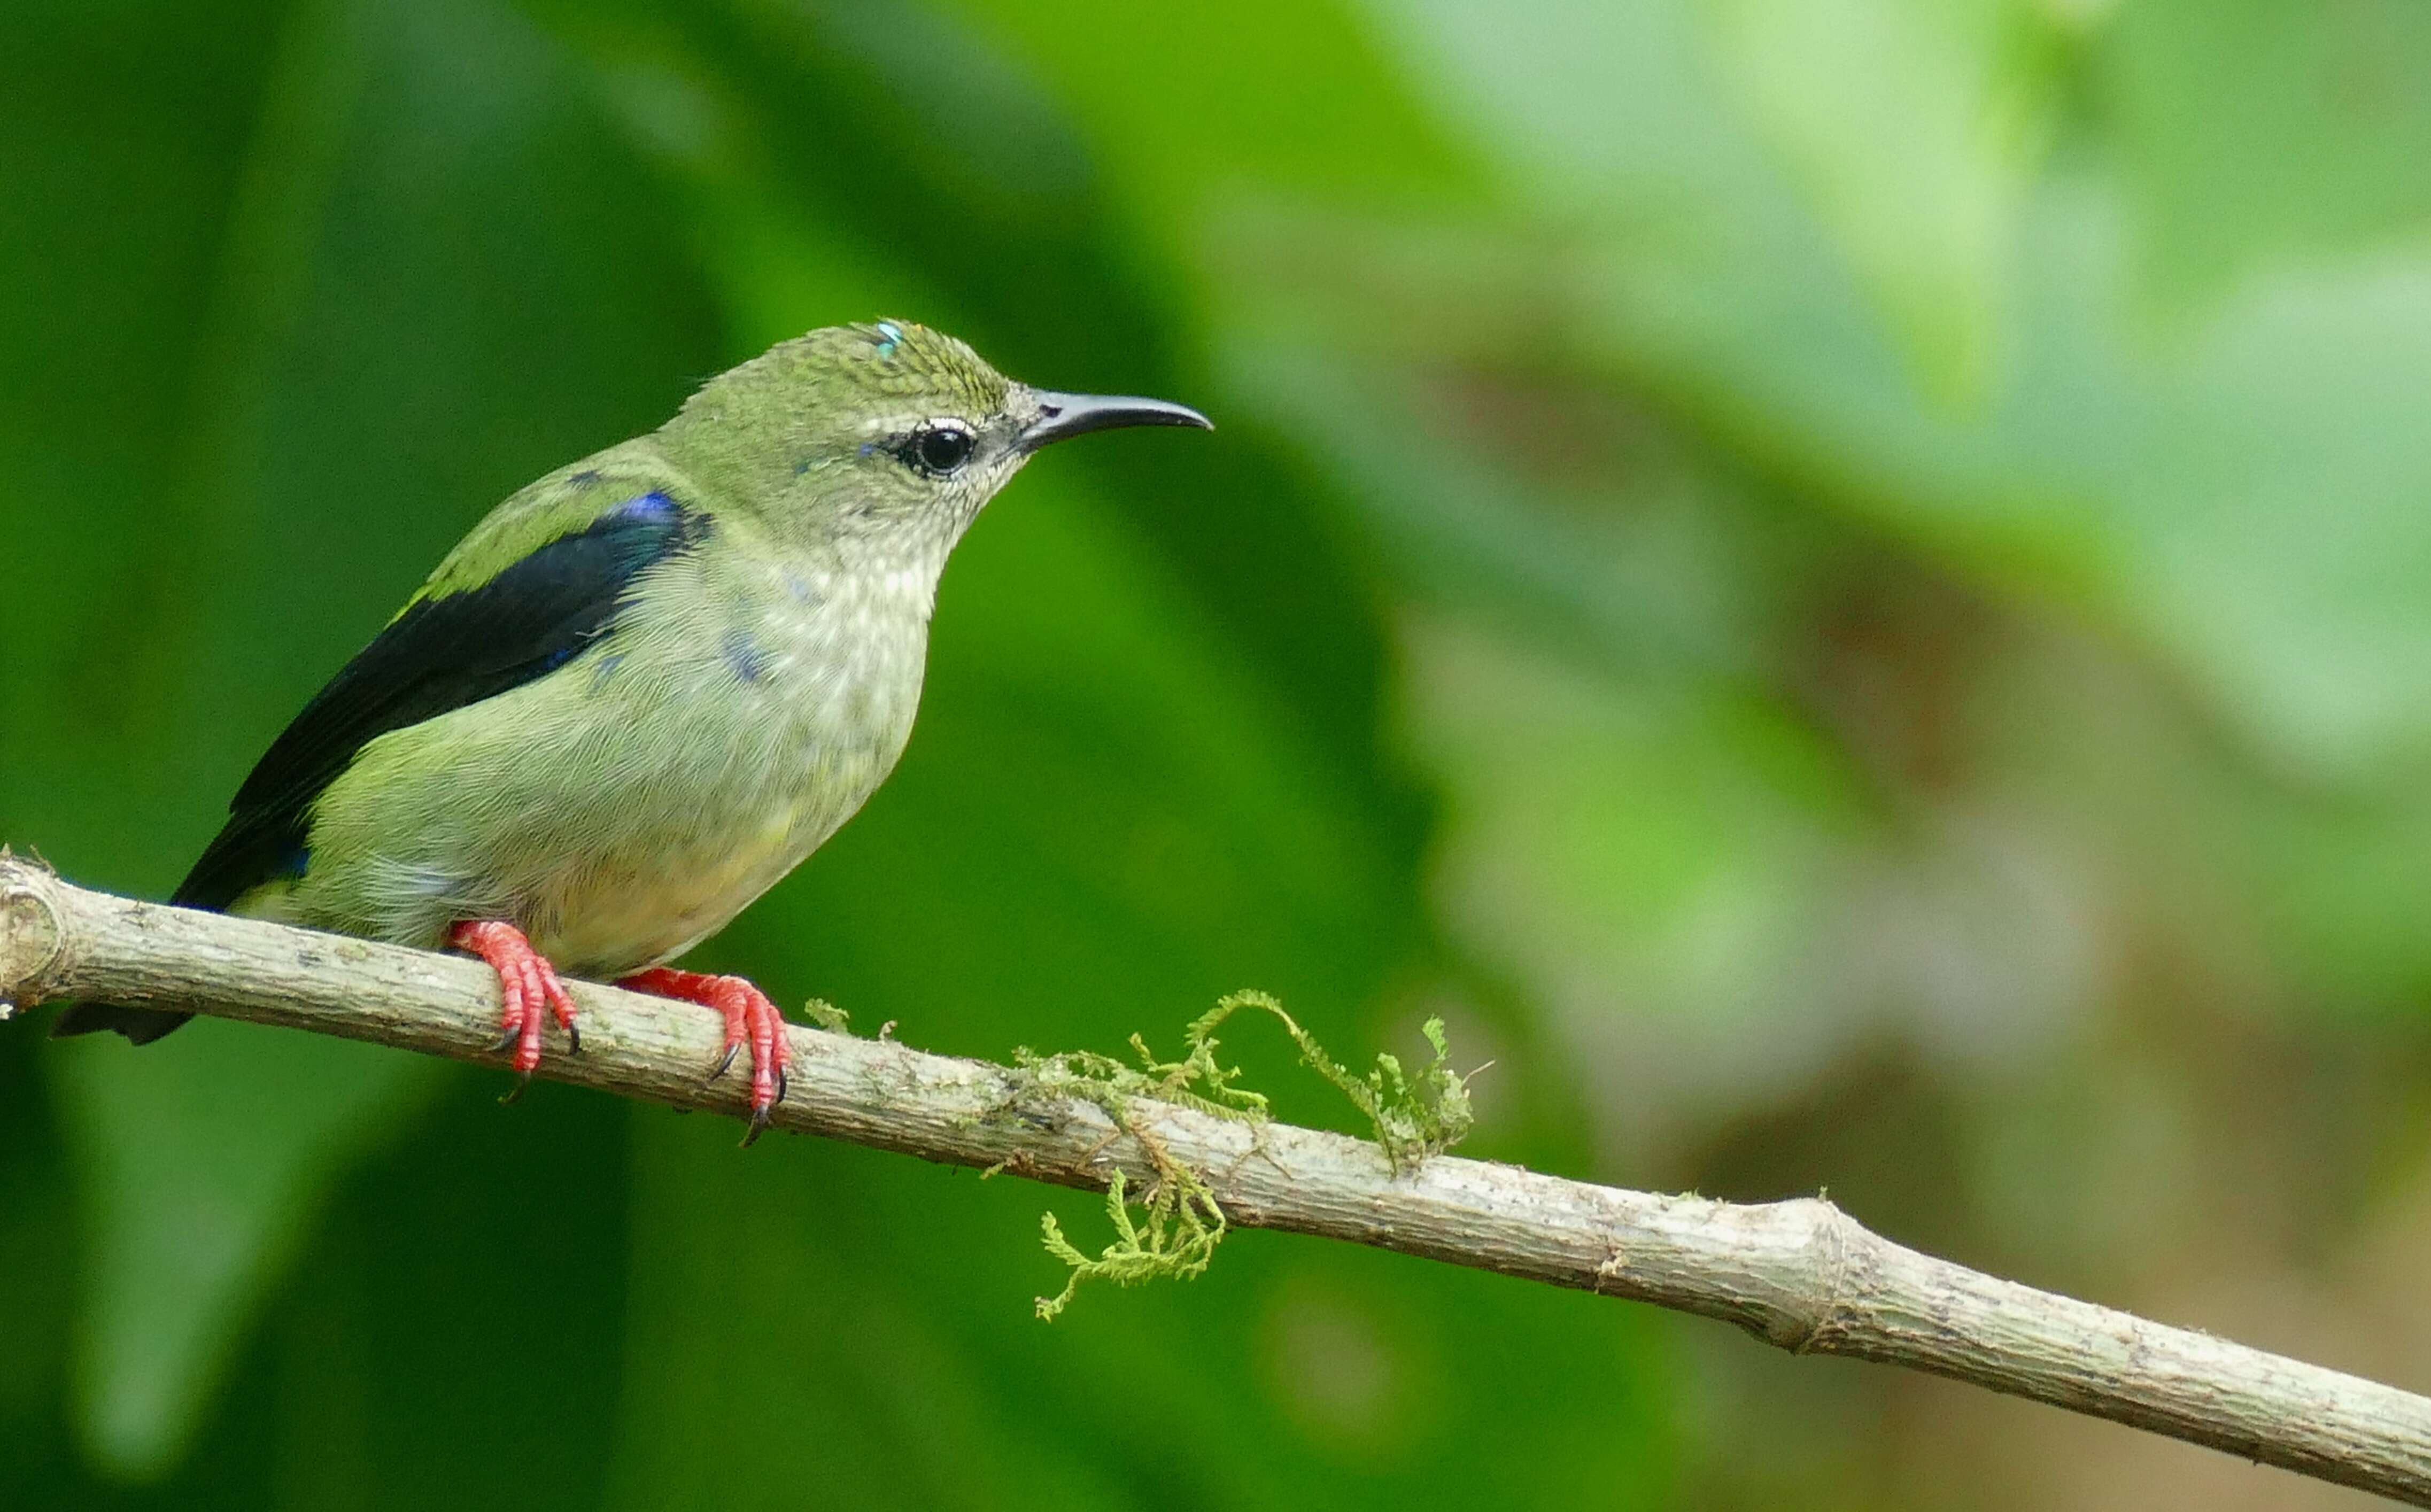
6, 853, 2430, 1505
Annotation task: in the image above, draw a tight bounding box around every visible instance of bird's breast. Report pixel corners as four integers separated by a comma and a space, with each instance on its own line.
527, 562, 935, 972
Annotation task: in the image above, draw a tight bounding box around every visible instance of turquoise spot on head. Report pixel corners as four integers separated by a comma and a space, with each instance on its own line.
873, 321, 902, 359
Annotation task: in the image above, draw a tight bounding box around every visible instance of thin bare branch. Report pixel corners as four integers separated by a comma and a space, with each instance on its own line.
5, 852, 2429, 1504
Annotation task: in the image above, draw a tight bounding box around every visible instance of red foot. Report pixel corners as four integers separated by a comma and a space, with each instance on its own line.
619, 967, 791, 1143
450, 920, 580, 1091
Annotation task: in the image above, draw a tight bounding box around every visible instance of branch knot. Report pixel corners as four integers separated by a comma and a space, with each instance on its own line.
0, 853, 67, 1018
1763, 1195, 1867, 1354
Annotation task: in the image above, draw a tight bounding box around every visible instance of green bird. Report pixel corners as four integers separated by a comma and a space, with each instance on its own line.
52, 320, 1210, 1135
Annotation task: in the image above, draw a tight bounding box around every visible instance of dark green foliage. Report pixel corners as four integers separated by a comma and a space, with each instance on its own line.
0, 0, 1660, 1506
17, 0, 2431, 1506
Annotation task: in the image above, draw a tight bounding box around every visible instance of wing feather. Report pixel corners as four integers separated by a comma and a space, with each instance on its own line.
174, 487, 710, 910
53, 458, 715, 1044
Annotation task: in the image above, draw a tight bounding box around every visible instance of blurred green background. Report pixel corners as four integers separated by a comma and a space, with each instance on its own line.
10, 0, 2431, 1506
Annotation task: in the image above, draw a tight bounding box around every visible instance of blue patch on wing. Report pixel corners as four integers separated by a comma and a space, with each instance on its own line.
723, 629, 765, 684
874, 321, 903, 358
606, 490, 682, 525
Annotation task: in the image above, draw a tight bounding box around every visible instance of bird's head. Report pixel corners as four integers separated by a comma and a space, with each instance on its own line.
662, 320, 1209, 562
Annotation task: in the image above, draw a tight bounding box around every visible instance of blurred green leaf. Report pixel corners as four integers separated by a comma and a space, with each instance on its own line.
2104, 0, 2431, 304
950, 0, 1478, 216
609, 1115, 1127, 1512
49, 1025, 435, 1477
1333, 0, 2431, 781
1705, 0, 2060, 399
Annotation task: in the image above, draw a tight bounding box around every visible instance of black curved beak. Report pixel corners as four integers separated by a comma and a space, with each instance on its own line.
1017, 390, 1212, 453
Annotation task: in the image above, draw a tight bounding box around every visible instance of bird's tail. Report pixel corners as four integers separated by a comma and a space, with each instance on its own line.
49, 1001, 193, 1044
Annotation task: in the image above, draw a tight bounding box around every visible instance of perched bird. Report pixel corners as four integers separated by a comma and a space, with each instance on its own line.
52, 320, 1210, 1136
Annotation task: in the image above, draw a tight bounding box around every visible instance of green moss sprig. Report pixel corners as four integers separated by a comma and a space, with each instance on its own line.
1015, 990, 1477, 1319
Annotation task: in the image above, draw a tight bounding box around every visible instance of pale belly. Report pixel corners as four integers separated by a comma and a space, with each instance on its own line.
532, 784, 843, 974
277, 556, 931, 978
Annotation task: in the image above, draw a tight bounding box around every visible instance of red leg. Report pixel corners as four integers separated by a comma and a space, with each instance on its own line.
618, 967, 791, 1142
450, 920, 580, 1092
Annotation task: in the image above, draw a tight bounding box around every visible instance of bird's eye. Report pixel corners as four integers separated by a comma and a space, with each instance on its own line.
906, 423, 976, 476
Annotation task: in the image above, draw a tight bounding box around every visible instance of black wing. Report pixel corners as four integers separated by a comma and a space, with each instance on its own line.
175, 490, 710, 910
52, 491, 709, 1045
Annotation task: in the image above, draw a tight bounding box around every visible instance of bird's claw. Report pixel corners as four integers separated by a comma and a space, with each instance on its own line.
451, 920, 580, 1091
740, 1062, 792, 1147
618, 967, 792, 1140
